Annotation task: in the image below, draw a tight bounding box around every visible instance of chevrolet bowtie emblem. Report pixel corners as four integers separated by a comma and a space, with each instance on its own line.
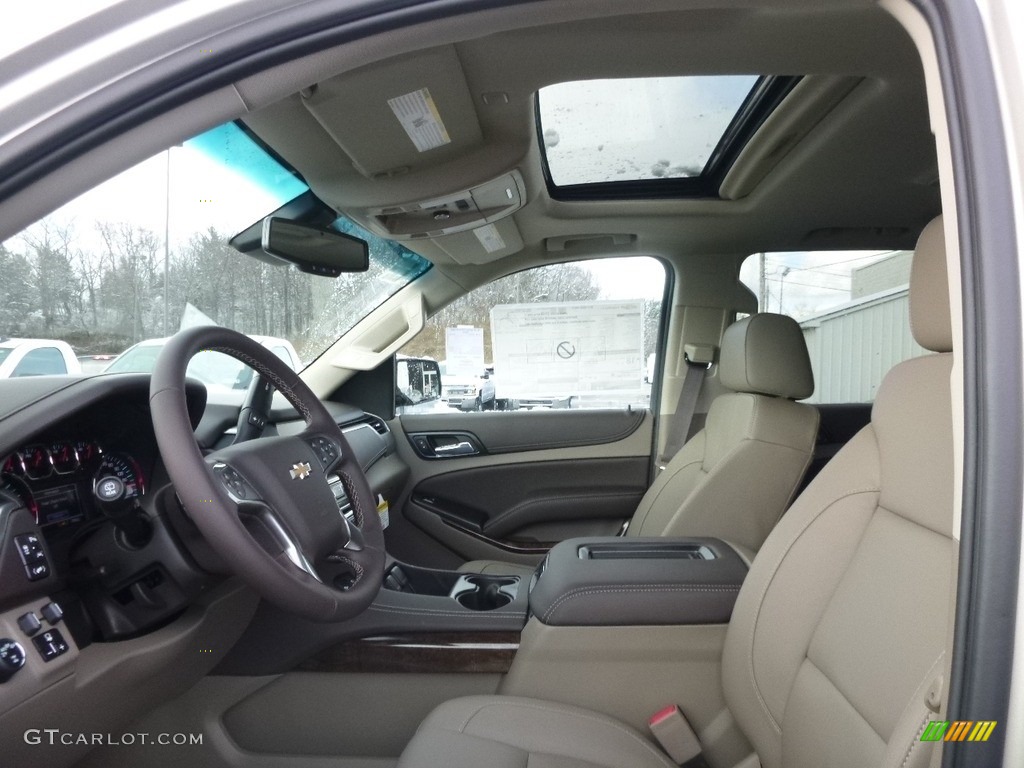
290, 462, 312, 480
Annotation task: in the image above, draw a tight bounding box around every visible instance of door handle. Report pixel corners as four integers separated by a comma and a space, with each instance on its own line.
407, 432, 483, 459
433, 439, 478, 456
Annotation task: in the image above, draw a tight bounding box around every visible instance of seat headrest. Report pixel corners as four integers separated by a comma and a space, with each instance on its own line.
910, 216, 953, 353
719, 313, 814, 400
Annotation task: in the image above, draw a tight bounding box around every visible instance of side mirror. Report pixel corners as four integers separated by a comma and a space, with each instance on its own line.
395, 357, 442, 411
261, 217, 369, 277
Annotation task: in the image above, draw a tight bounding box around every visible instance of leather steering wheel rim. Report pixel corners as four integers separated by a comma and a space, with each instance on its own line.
150, 326, 385, 622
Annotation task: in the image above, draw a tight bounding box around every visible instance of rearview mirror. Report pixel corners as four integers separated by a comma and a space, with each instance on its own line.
261, 217, 369, 277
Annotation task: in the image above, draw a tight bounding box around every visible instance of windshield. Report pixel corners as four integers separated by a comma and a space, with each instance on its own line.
0, 120, 431, 378
104, 342, 255, 390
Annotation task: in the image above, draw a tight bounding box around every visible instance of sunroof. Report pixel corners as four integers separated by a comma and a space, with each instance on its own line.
538, 75, 761, 188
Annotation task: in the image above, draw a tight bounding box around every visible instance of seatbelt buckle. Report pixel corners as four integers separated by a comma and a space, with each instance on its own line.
648, 705, 704, 766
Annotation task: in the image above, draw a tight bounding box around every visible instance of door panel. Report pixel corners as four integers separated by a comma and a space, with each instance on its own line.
399, 408, 646, 454
389, 410, 654, 568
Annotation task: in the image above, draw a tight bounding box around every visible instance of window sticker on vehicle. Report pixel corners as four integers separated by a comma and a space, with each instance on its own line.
387, 88, 451, 152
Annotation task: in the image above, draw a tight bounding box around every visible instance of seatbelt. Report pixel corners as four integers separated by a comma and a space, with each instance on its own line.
648, 704, 711, 767
657, 343, 716, 468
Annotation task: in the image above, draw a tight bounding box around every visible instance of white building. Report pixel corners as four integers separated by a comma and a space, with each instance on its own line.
800, 285, 926, 403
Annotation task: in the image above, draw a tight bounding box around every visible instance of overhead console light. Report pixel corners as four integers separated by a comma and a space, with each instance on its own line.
364, 170, 526, 240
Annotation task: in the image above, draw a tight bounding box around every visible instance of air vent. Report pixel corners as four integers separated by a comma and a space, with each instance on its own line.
364, 414, 389, 435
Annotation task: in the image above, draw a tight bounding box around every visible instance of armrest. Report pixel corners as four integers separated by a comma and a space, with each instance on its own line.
529, 536, 747, 626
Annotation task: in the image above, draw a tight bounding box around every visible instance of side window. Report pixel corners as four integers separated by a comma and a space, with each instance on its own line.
401, 256, 666, 412
12, 347, 67, 376
740, 249, 926, 403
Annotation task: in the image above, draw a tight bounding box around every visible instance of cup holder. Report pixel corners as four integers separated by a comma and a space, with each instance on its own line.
450, 574, 520, 611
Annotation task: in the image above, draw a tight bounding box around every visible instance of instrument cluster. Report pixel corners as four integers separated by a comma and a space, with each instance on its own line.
1, 441, 145, 528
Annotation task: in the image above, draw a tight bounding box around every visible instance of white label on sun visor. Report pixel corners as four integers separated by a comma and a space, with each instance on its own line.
473, 224, 506, 253
388, 88, 451, 152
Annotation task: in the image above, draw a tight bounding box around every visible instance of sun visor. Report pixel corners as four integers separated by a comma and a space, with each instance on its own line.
435, 218, 526, 264
301, 46, 483, 179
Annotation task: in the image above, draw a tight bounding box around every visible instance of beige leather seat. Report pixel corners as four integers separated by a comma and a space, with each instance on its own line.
398, 216, 954, 768
463, 312, 820, 576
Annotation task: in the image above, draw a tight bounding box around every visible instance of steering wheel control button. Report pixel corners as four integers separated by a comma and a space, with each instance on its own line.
217, 465, 250, 499
41, 602, 63, 625
14, 533, 45, 564
17, 613, 42, 636
0, 639, 26, 682
246, 412, 267, 429
307, 437, 339, 469
32, 629, 69, 662
95, 475, 125, 503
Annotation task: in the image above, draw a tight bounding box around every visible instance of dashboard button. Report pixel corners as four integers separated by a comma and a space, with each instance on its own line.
0, 639, 26, 682
32, 629, 69, 662
25, 562, 50, 581
17, 613, 41, 636
14, 534, 45, 564
41, 603, 63, 625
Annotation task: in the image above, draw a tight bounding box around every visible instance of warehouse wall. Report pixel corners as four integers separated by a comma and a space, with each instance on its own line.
800, 287, 926, 403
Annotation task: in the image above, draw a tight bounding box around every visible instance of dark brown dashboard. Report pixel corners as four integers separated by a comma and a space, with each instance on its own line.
0, 375, 210, 644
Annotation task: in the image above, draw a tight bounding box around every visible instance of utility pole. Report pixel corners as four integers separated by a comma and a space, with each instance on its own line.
164, 147, 171, 336
758, 253, 767, 310
779, 267, 792, 313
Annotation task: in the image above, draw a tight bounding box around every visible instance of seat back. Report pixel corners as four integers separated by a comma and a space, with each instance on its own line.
722, 216, 954, 768
630, 313, 819, 554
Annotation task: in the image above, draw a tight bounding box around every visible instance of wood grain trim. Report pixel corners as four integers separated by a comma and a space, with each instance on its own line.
295, 632, 520, 674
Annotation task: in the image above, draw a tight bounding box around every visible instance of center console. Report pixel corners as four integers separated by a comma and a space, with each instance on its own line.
383, 563, 524, 612
529, 536, 748, 626
378, 535, 748, 627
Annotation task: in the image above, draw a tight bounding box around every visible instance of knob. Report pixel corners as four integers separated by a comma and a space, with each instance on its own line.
0, 638, 26, 683
95, 475, 126, 504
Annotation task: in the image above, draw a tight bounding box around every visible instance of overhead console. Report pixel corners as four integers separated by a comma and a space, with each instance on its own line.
528, 537, 748, 627
364, 171, 525, 241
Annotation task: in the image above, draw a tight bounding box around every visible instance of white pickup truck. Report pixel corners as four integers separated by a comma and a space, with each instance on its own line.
0, 338, 82, 377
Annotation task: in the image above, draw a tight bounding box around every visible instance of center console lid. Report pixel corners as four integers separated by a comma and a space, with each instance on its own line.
529, 537, 747, 626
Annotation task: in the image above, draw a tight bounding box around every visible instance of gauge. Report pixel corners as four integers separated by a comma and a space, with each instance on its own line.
2, 454, 25, 476
93, 453, 144, 501
21, 446, 52, 480
49, 442, 79, 474
0, 475, 38, 521
74, 441, 101, 466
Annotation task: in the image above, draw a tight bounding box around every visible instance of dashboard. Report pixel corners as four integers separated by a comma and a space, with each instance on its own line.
0, 376, 206, 644
0, 373, 401, 645
0, 372, 405, 757
2, 443, 144, 533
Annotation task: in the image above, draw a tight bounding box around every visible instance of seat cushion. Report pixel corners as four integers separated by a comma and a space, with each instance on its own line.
397, 696, 676, 768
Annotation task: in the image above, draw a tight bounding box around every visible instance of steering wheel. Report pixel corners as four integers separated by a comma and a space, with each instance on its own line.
150, 326, 385, 622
